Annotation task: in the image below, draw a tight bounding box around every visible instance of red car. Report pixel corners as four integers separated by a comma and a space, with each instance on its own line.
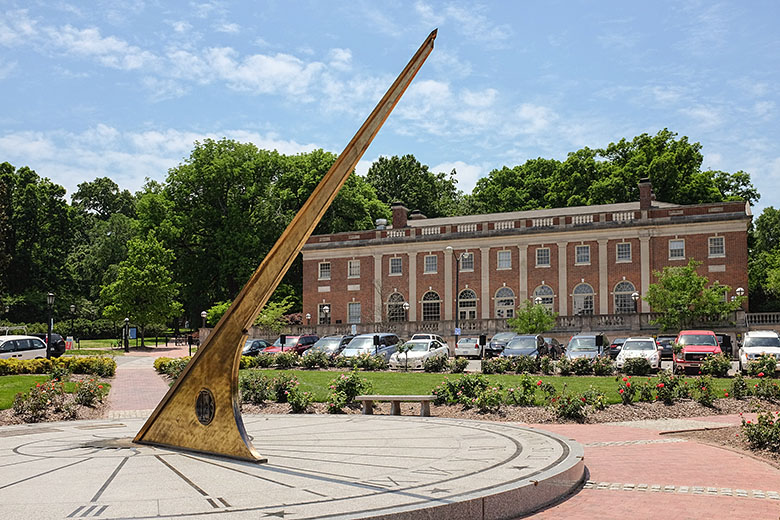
672, 330, 720, 374
262, 334, 319, 355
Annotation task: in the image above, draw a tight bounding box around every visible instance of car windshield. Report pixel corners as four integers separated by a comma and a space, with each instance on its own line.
311, 338, 342, 351
507, 337, 537, 349
243, 340, 262, 350
402, 341, 429, 352
744, 337, 780, 348
272, 337, 300, 347
492, 333, 515, 342
345, 337, 376, 349
568, 337, 597, 351
622, 340, 655, 351
678, 334, 717, 346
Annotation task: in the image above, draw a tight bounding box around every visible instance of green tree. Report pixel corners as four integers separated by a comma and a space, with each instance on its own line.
644, 259, 744, 331
100, 234, 183, 345
506, 300, 558, 334
253, 299, 294, 334
748, 207, 780, 311
71, 177, 135, 219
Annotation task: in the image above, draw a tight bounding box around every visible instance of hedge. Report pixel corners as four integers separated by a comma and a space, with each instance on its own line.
0, 356, 116, 377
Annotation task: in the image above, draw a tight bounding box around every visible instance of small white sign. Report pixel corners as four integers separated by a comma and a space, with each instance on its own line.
351, 324, 357, 335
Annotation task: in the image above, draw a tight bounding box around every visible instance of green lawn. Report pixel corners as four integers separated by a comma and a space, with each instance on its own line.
241, 369, 737, 404
0, 375, 80, 409
64, 349, 124, 357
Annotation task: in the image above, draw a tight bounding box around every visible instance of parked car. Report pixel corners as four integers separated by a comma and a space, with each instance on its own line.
30, 332, 67, 358
606, 337, 626, 359
242, 338, 272, 356
738, 330, 780, 374
672, 330, 720, 374
543, 337, 564, 359
0, 335, 48, 360
454, 336, 483, 359
389, 339, 448, 370
565, 333, 609, 360
715, 333, 734, 358
500, 335, 546, 358
410, 333, 447, 344
262, 334, 319, 355
486, 332, 516, 357
615, 337, 662, 371
340, 333, 401, 361
303, 335, 355, 359
655, 335, 677, 360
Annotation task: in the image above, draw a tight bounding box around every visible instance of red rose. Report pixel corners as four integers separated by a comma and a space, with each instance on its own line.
626, 382, 631, 387
758, 372, 765, 377
622, 377, 628, 382
619, 389, 624, 394
537, 380, 542, 386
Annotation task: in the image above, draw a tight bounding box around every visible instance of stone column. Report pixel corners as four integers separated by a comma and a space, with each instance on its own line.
444, 250, 453, 321
598, 239, 608, 315
373, 253, 383, 323
480, 247, 490, 319
407, 252, 417, 322
639, 235, 651, 313
518, 244, 528, 302
557, 242, 568, 316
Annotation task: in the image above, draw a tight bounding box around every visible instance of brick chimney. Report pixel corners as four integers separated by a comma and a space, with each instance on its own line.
391, 202, 408, 228
639, 178, 653, 210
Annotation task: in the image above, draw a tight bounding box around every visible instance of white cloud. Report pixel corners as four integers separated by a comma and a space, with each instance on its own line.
328, 48, 352, 71
515, 103, 556, 134
430, 160, 487, 193
171, 21, 192, 33
679, 105, 722, 130
753, 101, 775, 119
0, 131, 57, 160
0, 59, 17, 79
461, 88, 498, 108
216, 22, 240, 34
46, 25, 157, 70
0, 10, 38, 46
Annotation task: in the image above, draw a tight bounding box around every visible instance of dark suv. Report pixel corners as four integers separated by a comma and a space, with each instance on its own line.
31, 333, 67, 358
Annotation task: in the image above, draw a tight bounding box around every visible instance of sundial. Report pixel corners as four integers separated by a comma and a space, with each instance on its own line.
0, 415, 584, 519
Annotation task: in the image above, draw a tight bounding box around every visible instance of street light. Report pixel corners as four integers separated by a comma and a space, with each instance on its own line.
534, 296, 543, 306
200, 310, 207, 328
124, 317, 130, 353
631, 291, 640, 313
322, 305, 330, 325
445, 246, 466, 346
402, 301, 410, 320
305, 313, 311, 325
46, 292, 55, 359
69, 304, 76, 340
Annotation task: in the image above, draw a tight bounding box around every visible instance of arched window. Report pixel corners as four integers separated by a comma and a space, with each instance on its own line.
387, 293, 407, 322
572, 283, 594, 315
613, 281, 636, 314
533, 285, 555, 312
421, 291, 441, 322
495, 287, 515, 318
458, 289, 478, 320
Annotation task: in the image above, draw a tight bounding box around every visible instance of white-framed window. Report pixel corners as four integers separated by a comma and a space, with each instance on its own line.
318, 262, 331, 280
495, 287, 515, 318
616, 242, 631, 262
669, 239, 685, 260
534, 285, 555, 312
575, 245, 590, 265
572, 283, 594, 315
424, 254, 438, 274
347, 259, 360, 278
422, 291, 441, 321
460, 252, 474, 272
457, 289, 477, 320
347, 302, 361, 324
536, 247, 551, 267
389, 257, 402, 275
613, 281, 636, 314
709, 236, 725, 258
387, 293, 407, 322
497, 250, 511, 270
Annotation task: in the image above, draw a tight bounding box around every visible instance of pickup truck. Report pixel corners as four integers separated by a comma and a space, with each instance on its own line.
672, 330, 721, 374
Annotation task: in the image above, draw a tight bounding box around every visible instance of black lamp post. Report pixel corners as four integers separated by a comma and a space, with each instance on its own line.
402, 301, 410, 321
631, 291, 640, 313
46, 292, 55, 359
200, 310, 207, 329
445, 246, 465, 346
124, 317, 130, 353
305, 313, 311, 326
69, 304, 75, 338
323, 305, 330, 325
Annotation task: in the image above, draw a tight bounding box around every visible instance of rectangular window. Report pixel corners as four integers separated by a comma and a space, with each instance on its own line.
669, 239, 685, 260
318, 262, 331, 280
347, 259, 360, 278
616, 242, 631, 262
347, 302, 361, 324
497, 250, 511, 270
709, 236, 725, 257
536, 247, 550, 267
389, 257, 402, 275
575, 245, 590, 265
460, 252, 474, 271
424, 255, 437, 274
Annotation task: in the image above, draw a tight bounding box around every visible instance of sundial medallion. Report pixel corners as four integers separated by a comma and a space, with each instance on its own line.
195, 388, 215, 425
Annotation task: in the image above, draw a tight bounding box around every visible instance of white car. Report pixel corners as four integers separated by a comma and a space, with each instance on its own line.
389, 339, 449, 370
739, 330, 780, 374
454, 336, 483, 358
0, 335, 49, 360
615, 337, 662, 371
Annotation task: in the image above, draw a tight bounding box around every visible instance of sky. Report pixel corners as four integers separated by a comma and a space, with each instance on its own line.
2, 1, 779, 214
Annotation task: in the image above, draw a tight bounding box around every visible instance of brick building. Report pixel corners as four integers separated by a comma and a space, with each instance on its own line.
300, 179, 750, 339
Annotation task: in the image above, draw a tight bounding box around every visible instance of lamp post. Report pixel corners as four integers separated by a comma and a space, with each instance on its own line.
322, 305, 330, 325
46, 292, 55, 359
445, 246, 465, 346
305, 313, 311, 325
631, 291, 640, 313
534, 296, 543, 306
200, 310, 207, 329
124, 317, 130, 353
69, 304, 75, 338
402, 301, 410, 320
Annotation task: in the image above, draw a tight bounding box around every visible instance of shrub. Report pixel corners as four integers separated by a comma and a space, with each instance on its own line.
49, 364, 71, 382
623, 357, 651, 376
423, 355, 448, 373
730, 373, 750, 400
505, 375, 537, 406
12, 380, 72, 422
748, 354, 778, 378
753, 376, 780, 401
481, 357, 511, 374
538, 380, 557, 399
327, 371, 372, 408
675, 378, 692, 400
274, 352, 299, 370
163, 357, 191, 380
74, 378, 108, 407
271, 374, 299, 403
255, 354, 276, 368
335, 356, 354, 369
449, 357, 469, 373
592, 356, 614, 376
513, 355, 540, 374
153, 357, 172, 373
742, 409, 780, 452
287, 386, 313, 413
472, 386, 503, 413
57, 356, 116, 377
549, 384, 587, 422
638, 379, 654, 402
353, 353, 388, 371
556, 357, 572, 376
582, 385, 607, 410
571, 357, 594, 376
701, 354, 731, 378
432, 374, 489, 406
239, 356, 259, 369
239, 372, 271, 405
301, 351, 331, 369
693, 375, 716, 407
655, 371, 679, 404
539, 355, 555, 375
616, 376, 636, 405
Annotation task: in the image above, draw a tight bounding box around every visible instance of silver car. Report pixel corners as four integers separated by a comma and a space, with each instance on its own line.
454, 336, 483, 358
389, 339, 449, 370
339, 333, 401, 361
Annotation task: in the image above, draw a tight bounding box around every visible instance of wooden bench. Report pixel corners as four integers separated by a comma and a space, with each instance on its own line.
355, 394, 436, 417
